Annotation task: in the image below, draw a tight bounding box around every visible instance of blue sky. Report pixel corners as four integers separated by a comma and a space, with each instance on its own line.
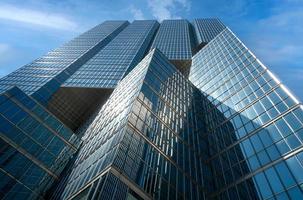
0, 0, 302, 100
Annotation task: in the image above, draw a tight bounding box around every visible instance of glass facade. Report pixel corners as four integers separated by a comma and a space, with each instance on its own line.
1, 18, 303, 200
189, 27, 303, 199
0, 21, 128, 105
58, 49, 212, 200
0, 87, 80, 199
150, 20, 194, 77
63, 20, 159, 89
47, 20, 159, 131
192, 18, 225, 46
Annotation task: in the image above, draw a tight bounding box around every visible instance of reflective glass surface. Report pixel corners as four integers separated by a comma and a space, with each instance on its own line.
189, 27, 303, 199
63, 20, 159, 89
192, 18, 225, 45
0, 87, 80, 199
1, 18, 303, 200
150, 20, 193, 60
59, 49, 211, 200
0, 21, 128, 104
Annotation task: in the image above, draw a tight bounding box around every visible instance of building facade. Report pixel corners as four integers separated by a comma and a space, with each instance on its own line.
0, 19, 303, 200
189, 27, 303, 200
149, 20, 194, 77
0, 87, 80, 199
57, 49, 211, 200
48, 20, 159, 131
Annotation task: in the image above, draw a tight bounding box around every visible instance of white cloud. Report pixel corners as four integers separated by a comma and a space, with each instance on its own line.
242, 6, 303, 101
0, 4, 77, 31
246, 8, 303, 66
130, 5, 145, 20
258, 10, 303, 33
147, 0, 191, 21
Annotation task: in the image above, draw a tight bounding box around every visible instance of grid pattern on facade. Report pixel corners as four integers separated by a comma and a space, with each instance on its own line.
0, 87, 80, 199
192, 18, 226, 45
59, 49, 211, 200
111, 50, 210, 200
189, 28, 303, 200
0, 21, 128, 104
150, 20, 193, 60
1, 18, 303, 200
63, 20, 159, 89
66, 170, 145, 200
60, 47, 154, 200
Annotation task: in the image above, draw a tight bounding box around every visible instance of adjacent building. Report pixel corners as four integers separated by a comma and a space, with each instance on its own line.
0, 87, 80, 199
1, 19, 303, 200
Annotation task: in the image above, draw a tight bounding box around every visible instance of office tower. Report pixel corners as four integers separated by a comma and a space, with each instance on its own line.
48, 20, 159, 131
57, 49, 212, 200
189, 27, 303, 199
0, 87, 80, 199
192, 18, 226, 51
150, 20, 194, 77
0, 21, 129, 199
1, 18, 303, 200
48, 20, 158, 130
0, 21, 128, 101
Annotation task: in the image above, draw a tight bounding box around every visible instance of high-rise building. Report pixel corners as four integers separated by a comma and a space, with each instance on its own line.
48, 20, 159, 131
192, 18, 225, 51
150, 20, 194, 77
56, 49, 211, 200
0, 19, 303, 200
189, 27, 303, 200
0, 21, 129, 132
0, 87, 80, 199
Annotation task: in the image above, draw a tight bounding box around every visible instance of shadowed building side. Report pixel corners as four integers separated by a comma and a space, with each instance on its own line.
0, 87, 80, 199
47, 20, 160, 132
57, 49, 212, 200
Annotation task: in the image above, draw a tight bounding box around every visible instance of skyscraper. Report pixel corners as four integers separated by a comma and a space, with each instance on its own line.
150, 20, 194, 77
189, 27, 303, 200
48, 20, 158, 131
0, 19, 303, 200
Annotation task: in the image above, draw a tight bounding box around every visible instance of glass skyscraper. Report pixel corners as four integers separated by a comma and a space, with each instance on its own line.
0, 19, 303, 200
189, 27, 303, 200
48, 20, 159, 131
150, 20, 194, 77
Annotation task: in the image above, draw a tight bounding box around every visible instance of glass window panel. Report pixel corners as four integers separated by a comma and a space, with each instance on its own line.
276, 140, 290, 155
286, 156, 303, 184
264, 167, 284, 193
248, 155, 260, 171
286, 134, 301, 150
288, 186, 303, 200
241, 139, 254, 157
250, 134, 263, 152
257, 150, 270, 166
266, 145, 280, 161
254, 172, 273, 199
275, 162, 296, 188
267, 124, 282, 142
276, 118, 292, 137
